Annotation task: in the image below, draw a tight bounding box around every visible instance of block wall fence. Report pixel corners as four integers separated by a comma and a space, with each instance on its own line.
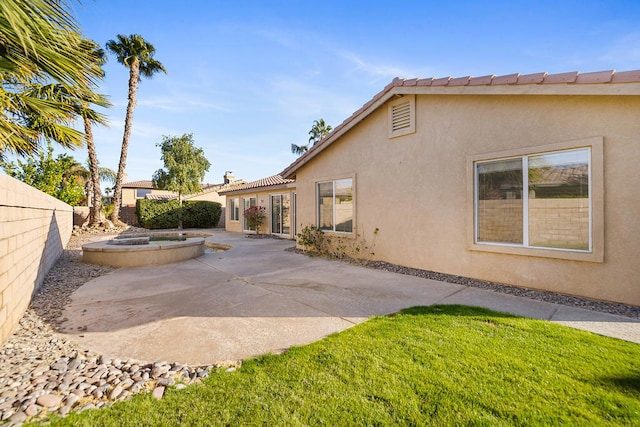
0, 174, 73, 344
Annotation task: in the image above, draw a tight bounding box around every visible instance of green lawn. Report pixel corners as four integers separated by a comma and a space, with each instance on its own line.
42, 306, 640, 426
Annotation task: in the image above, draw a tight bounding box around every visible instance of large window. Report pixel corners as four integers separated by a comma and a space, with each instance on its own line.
136, 188, 151, 199
475, 148, 590, 252
229, 197, 240, 221
317, 178, 353, 233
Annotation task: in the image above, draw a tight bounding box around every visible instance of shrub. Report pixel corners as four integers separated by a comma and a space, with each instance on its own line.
297, 225, 379, 263
243, 206, 267, 234
136, 199, 221, 229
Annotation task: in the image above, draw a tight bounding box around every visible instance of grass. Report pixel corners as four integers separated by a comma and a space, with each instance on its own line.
40, 305, 640, 426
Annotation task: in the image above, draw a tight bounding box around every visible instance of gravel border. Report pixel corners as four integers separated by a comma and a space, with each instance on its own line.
0, 227, 233, 425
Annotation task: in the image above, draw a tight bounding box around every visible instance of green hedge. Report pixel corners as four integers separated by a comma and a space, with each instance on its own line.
136, 199, 222, 229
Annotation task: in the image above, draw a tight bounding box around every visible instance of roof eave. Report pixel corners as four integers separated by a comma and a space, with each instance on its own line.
219, 182, 296, 196
281, 73, 640, 179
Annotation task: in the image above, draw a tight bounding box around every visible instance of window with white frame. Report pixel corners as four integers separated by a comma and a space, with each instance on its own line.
229, 197, 240, 221
475, 148, 590, 252
317, 178, 353, 233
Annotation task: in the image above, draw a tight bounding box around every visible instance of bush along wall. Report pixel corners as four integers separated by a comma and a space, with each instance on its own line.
136, 199, 222, 229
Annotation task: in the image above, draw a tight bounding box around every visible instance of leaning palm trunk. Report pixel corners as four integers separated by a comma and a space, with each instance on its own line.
85, 115, 104, 225
110, 59, 139, 225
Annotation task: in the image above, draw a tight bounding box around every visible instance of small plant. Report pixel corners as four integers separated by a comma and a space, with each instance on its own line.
296, 225, 379, 264
102, 203, 114, 218
297, 225, 326, 253
244, 206, 267, 235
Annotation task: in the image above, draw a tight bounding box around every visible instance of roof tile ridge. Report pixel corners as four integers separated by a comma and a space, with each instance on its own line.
611, 69, 640, 83
491, 73, 520, 85
516, 72, 547, 85
448, 76, 472, 86
468, 74, 495, 86
542, 71, 579, 84
417, 77, 435, 86
432, 76, 452, 86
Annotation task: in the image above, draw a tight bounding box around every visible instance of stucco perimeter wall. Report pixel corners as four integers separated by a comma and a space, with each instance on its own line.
294, 94, 640, 306
0, 175, 73, 343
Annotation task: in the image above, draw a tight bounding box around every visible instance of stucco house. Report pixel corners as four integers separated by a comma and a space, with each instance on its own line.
120, 172, 243, 207
272, 68, 639, 307
220, 174, 296, 237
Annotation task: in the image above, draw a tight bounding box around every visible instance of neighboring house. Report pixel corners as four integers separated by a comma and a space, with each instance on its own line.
121, 180, 155, 207
121, 172, 245, 227
274, 69, 640, 306
121, 172, 244, 207
220, 174, 296, 237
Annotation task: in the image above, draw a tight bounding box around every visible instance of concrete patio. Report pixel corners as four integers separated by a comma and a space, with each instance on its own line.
61, 231, 640, 365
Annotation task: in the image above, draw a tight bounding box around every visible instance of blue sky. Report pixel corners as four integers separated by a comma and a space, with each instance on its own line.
64, 0, 640, 184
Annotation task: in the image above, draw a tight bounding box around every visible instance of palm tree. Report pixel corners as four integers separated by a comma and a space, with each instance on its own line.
0, 0, 101, 158
105, 34, 167, 225
291, 118, 332, 156
81, 44, 111, 226
308, 118, 332, 145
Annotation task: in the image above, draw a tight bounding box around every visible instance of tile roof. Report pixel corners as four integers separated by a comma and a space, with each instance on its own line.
281, 68, 640, 179
122, 180, 154, 188
219, 174, 295, 194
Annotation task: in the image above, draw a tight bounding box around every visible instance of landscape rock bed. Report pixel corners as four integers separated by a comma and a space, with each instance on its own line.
0, 226, 236, 425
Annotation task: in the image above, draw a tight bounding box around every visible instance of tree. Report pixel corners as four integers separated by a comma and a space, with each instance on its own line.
152, 134, 211, 229
1, 143, 87, 205
290, 118, 332, 156
0, 0, 103, 158
105, 34, 167, 225
81, 45, 111, 226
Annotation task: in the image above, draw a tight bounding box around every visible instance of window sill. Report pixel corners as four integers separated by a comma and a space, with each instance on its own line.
469, 242, 603, 263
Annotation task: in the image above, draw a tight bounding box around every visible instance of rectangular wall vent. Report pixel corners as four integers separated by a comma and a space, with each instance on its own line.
388, 95, 415, 138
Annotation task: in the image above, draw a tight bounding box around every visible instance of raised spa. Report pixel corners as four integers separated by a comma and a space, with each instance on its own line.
82, 232, 212, 267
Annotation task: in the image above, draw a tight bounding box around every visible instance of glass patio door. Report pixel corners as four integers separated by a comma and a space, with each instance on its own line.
242, 197, 257, 231
271, 194, 290, 236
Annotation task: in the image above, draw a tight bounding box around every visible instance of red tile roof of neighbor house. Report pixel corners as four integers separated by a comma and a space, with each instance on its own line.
219, 174, 295, 194
280, 69, 640, 179
122, 180, 154, 189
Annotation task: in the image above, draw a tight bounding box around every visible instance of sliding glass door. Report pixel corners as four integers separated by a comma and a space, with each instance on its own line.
271, 194, 290, 236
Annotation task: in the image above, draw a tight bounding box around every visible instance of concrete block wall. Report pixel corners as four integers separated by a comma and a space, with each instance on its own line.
478, 199, 589, 248
0, 174, 73, 344
119, 206, 138, 226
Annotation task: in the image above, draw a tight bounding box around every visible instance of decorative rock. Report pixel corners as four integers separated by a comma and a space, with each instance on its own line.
9, 411, 27, 423
108, 385, 123, 400
152, 386, 165, 400
151, 365, 170, 379
157, 377, 175, 387
25, 403, 40, 417
36, 393, 62, 408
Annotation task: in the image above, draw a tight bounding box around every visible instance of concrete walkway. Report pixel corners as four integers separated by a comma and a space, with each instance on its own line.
61, 232, 640, 365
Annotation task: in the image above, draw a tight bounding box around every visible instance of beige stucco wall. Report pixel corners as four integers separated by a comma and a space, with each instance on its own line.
121, 187, 138, 207
187, 190, 226, 206
0, 174, 73, 344
225, 188, 296, 238
293, 94, 640, 306
123, 188, 228, 208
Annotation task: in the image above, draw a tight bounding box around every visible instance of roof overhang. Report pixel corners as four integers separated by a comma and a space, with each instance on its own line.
281, 69, 640, 179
